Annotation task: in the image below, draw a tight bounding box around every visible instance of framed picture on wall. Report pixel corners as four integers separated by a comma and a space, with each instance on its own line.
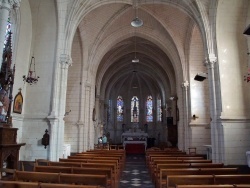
13, 90, 23, 114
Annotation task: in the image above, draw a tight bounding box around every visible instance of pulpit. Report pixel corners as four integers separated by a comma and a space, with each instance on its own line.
0, 126, 25, 171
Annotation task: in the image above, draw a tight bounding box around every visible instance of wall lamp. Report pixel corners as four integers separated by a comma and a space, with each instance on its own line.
192, 114, 199, 120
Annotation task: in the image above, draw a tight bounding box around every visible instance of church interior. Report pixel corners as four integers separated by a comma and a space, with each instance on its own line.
1, 0, 250, 187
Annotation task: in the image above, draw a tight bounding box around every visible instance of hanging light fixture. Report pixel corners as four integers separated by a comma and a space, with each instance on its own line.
132, 30, 139, 63
23, 56, 39, 85
23, 0, 41, 85
131, 0, 143, 27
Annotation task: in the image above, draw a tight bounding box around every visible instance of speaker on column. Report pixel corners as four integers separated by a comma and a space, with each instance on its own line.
167, 117, 173, 125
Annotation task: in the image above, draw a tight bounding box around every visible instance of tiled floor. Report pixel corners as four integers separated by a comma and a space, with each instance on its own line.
119, 154, 155, 188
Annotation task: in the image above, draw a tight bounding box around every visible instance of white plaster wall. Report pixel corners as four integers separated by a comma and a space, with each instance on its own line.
189, 26, 209, 124
217, 0, 250, 119
12, 0, 32, 144
217, 0, 250, 165
189, 126, 211, 155
221, 123, 250, 165
65, 30, 82, 153
188, 25, 211, 154
17, 0, 57, 160
20, 120, 49, 161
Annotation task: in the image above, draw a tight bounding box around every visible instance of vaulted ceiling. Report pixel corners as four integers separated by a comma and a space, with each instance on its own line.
73, 0, 206, 102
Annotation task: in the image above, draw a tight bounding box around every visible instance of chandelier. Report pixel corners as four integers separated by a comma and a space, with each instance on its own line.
23, 56, 39, 85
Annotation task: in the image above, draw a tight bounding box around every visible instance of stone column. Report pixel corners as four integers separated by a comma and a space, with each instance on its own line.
182, 80, 189, 152
76, 122, 84, 152
204, 55, 219, 162
48, 118, 59, 161
47, 54, 71, 161
0, 0, 20, 66
83, 84, 91, 151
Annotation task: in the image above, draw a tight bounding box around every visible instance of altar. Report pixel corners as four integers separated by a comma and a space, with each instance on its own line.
121, 129, 148, 153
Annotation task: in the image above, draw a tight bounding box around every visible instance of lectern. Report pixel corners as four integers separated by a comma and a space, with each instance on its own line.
0, 126, 25, 170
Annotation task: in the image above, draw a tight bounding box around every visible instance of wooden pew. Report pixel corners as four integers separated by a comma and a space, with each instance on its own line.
156, 168, 238, 188
214, 175, 250, 184
176, 185, 250, 188
167, 175, 250, 188
34, 166, 116, 188
148, 156, 204, 167
0, 181, 39, 188
167, 175, 215, 188
146, 154, 205, 165
150, 159, 212, 174
76, 152, 125, 166
60, 173, 108, 187
14, 171, 60, 183
58, 158, 120, 178
13, 171, 108, 187
60, 158, 121, 173
152, 163, 224, 181
47, 161, 118, 186
0, 180, 101, 188
146, 154, 205, 166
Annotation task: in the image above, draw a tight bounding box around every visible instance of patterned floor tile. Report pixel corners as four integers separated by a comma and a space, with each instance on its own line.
119, 154, 155, 188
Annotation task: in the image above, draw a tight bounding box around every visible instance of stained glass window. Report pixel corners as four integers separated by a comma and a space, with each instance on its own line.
3, 17, 11, 49
117, 96, 124, 121
157, 97, 162, 122
146, 95, 153, 122
131, 96, 139, 122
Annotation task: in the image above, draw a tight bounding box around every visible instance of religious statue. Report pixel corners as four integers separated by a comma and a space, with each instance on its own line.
0, 88, 9, 122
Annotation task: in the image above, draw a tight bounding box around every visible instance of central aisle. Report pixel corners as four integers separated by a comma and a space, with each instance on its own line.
119, 154, 154, 188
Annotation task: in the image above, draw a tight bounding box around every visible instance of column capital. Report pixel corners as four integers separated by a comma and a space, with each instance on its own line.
0, 0, 21, 10
204, 54, 217, 68
182, 80, 189, 88
60, 54, 72, 68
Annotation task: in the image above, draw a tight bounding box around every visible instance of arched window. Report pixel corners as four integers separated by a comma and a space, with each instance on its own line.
157, 97, 162, 122
3, 17, 11, 49
131, 96, 139, 122
117, 96, 124, 121
146, 95, 153, 122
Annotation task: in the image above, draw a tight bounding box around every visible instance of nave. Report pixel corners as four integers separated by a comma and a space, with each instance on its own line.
1, 147, 250, 187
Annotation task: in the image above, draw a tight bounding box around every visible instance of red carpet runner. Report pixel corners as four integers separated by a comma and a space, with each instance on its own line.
125, 143, 145, 154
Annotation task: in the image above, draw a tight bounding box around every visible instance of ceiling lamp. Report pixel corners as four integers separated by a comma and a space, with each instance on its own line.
132, 31, 139, 63
131, 0, 143, 27
131, 17, 143, 28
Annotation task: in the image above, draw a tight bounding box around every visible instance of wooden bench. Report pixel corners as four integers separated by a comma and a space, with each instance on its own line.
167, 175, 250, 188
148, 156, 204, 168
58, 158, 120, 178
47, 161, 118, 185
152, 163, 224, 181
67, 156, 124, 171
147, 154, 205, 166
13, 171, 108, 187
157, 168, 238, 188
175, 185, 250, 188
34, 166, 116, 188
150, 159, 212, 174
0, 180, 100, 188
